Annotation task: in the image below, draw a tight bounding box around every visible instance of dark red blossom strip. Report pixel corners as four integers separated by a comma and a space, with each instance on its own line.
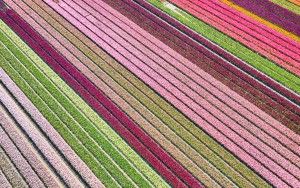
1, 8, 201, 187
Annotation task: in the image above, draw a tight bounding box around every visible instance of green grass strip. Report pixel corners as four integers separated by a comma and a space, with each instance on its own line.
31, 5, 271, 187
0, 21, 167, 187
0, 22, 149, 188
0, 22, 167, 187
0, 19, 168, 187
0, 20, 167, 188
147, 0, 300, 93
0, 47, 119, 187
110, 60, 271, 187
271, 0, 300, 15
0, 39, 127, 187
18, 5, 230, 185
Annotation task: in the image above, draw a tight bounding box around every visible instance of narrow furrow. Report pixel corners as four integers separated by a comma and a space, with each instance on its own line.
11, 0, 272, 187
38, 0, 300, 186
0, 100, 63, 188
101, 0, 300, 132
55, 0, 300, 152
0, 125, 44, 187
11, 4, 222, 187
0, 169, 11, 188
124, 0, 300, 114
142, 0, 300, 95
0, 78, 88, 187
74, 0, 300, 160
168, 0, 300, 75
0, 16, 171, 187
0, 146, 28, 188
7, 1, 245, 186
1, 10, 198, 187
0, 0, 299, 187
0, 69, 104, 188
0, 39, 141, 188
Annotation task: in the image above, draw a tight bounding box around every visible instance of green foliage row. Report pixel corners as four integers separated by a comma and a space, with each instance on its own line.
147, 0, 300, 93
0, 21, 168, 188
30, 3, 271, 187
271, 0, 300, 15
